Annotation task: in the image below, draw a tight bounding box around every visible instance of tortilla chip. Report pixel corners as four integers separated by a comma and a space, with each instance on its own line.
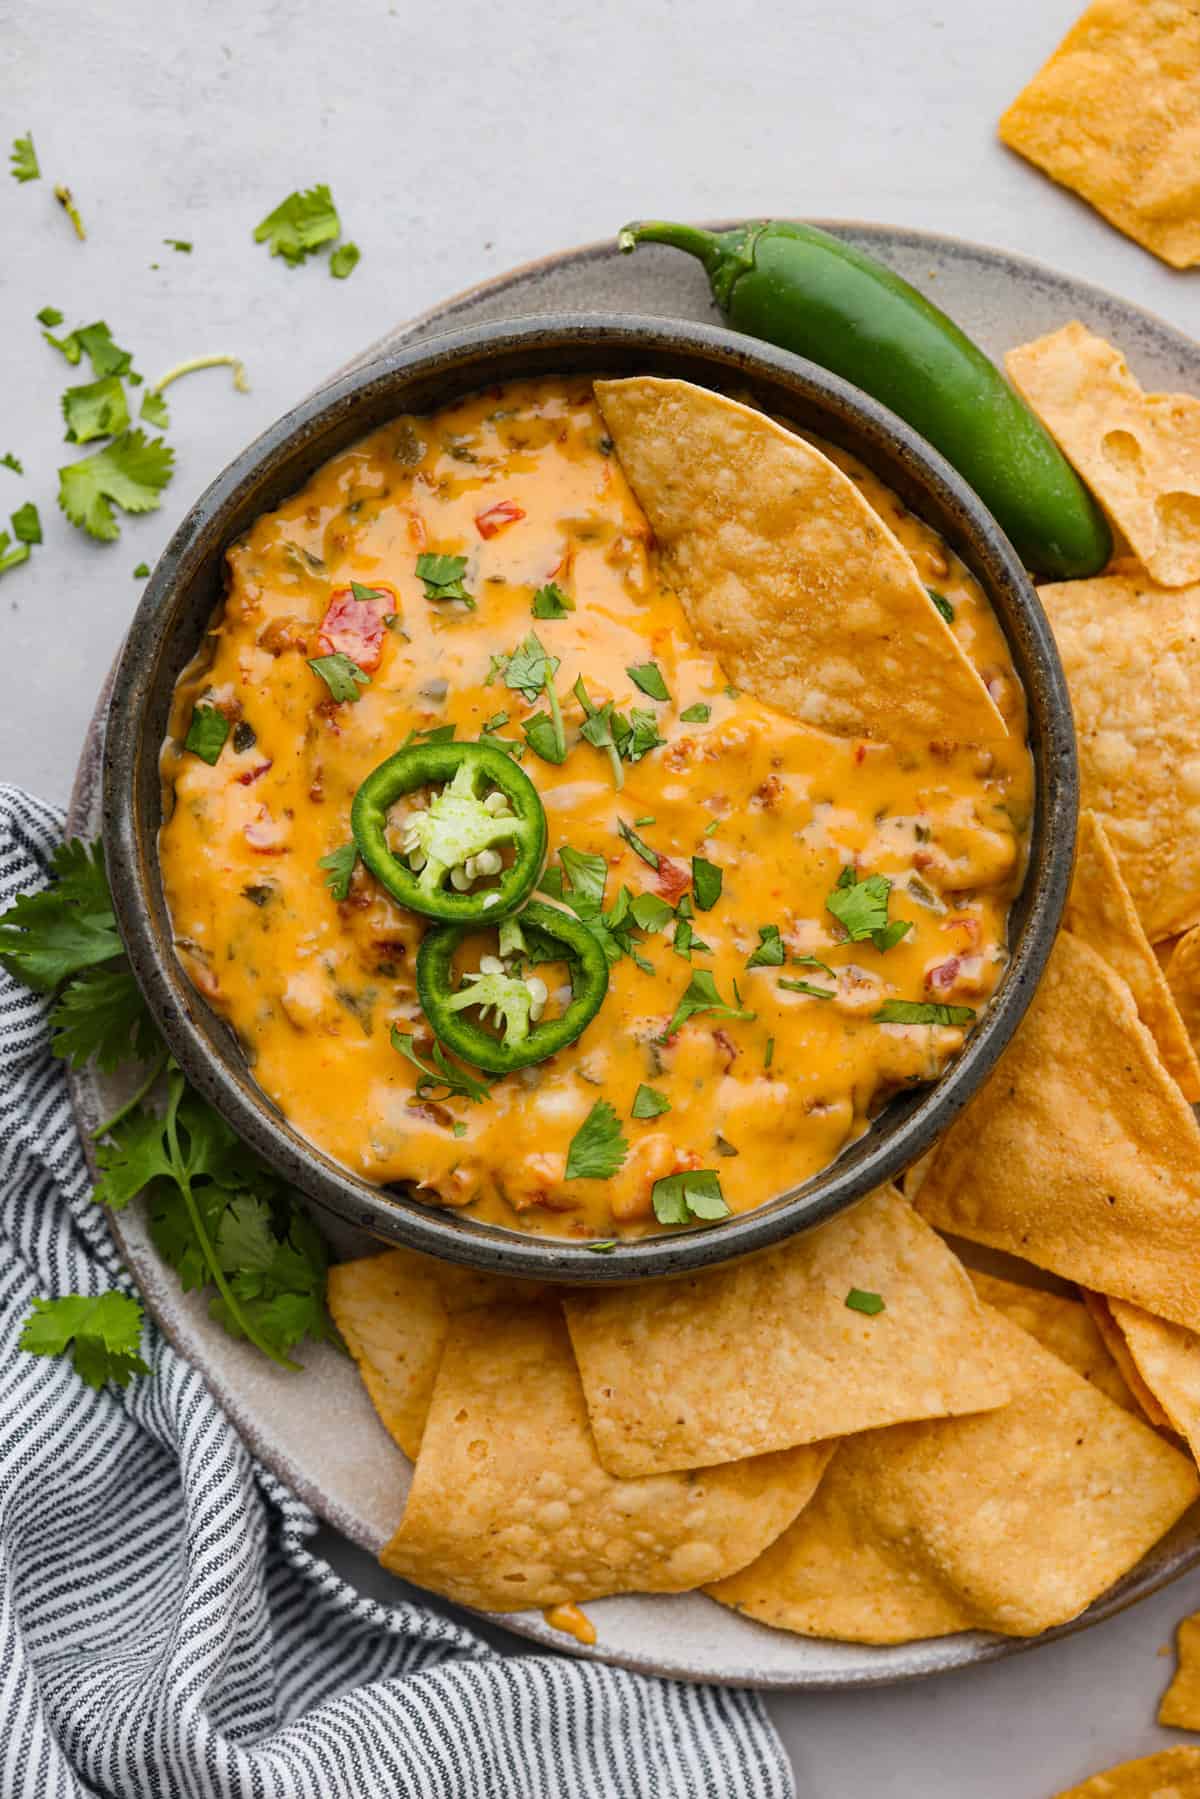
594, 376, 1005, 745
707, 1306, 1198, 1642
1081, 1292, 1174, 1430
1065, 810, 1200, 1099
1160, 1612, 1200, 1730
1039, 570, 1200, 942
327, 1248, 548, 1458
916, 932, 1200, 1329
1108, 1296, 1200, 1460
1168, 926, 1200, 1058
1007, 324, 1200, 587
970, 1270, 1138, 1414
998, 0, 1200, 270
564, 1185, 1010, 1479
379, 1302, 833, 1611
1054, 1747, 1200, 1798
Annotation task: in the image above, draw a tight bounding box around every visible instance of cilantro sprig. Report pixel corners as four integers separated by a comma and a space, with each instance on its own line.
308, 651, 370, 703
20, 1292, 149, 1390
391, 1028, 493, 1103
825, 867, 912, 953
417, 553, 475, 608
59, 430, 174, 543
652, 1169, 729, 1226
663, 969, 755, 1039
565, 1100, 628, 1181
253, 184, 344, 269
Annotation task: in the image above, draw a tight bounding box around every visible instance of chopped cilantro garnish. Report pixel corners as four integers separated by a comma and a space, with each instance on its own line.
611, 709, 666, 765
634, 816, 655, 827
663, 969, 755, 1038
845, 1288, 885, 1316
1, 453, 23, 474
792, 952, 836, 976
926, 587, 955, 624
329, 242, 361, 280
318, 842, 357, 901
874, 999, 975, 1026
9, 132, 39, 183
140, 391, 170, 430
617, 818, 658, 870
630, 892, 673, 933
826, 867, 912, 953
307, 652, 369, 703
779, 978, 834, 1000
58, 430, 174, 542
531, 581, 574, 619
133, 563, 150, 579
62, 375, 130, 444
631, 1083, 671, 1119
574, 677, 623, 789
12, 503, 41, 545
20, 1292, 149, 1391
482, 710, 510, 733
498, 631, 557, 700
391, 1027, 492, 1103
564, 1100, 629, 1180
164, 238, 192, 253
652, 1169, 729, 1225
679, 702, 711, 724
627, 661, 669, 702
764, 1036, 775, 1069
184, 704, 230, 765
559, 846, 608, 906
35, 307, 63, 328
54, 185, 86, 239
691, 856, 722, 911
253, 185, 341, 266
746, 925, 786, 968
0, 535, 31, 577
584, 1239, 618, 1253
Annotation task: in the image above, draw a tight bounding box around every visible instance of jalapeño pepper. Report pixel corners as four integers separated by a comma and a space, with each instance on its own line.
617, 219, 1112, 580
351, 741, 547, 924
416, 900, 610, 1073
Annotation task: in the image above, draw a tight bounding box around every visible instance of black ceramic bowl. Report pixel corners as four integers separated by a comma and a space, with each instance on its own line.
103, 314, 1077, 1283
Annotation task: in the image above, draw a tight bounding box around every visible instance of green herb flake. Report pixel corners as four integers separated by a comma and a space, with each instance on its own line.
559, 846, 608, 906
20, 1292, 149, 1390
629, 892, 673, 933
826, 867, 912, 953
329, 241, 361, 280
764, 1036, 775, 1069
391, 1027, 492, 1103
416, 551, 475, 607
631, 1083, 671, 1119
679, 702, 711, 724
133, 562, 150, 579
691, 855, 722, 911
9, 132, 39, 183
746, 925, 786, 969
140, 390, 170, 430
1, 452, 23, 474
531, 581, 574, 619
845, 1287, 886, 1316
36, 307, 63, 328
652, 1169, 729, 1226
584, 1239, 618, 1253
626, 661, 669, 702
564, 1099, 629, 1181
164, 238, 193, 253
253, 185, 341, 266
617, 818, 659, 870
663, 969, 755, 1039
11, 502, 41, 545
62, 374, 130, 445
318, 842, 357, 901
874, 999, 976, 1026
184, 703, 230, 765
307, 652, 370, 703
779, 978, 835, 1000
926, 587, 955, 624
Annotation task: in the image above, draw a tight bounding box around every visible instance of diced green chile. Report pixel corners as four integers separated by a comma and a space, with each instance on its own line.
351, 741, 546, 923
417, 900, 610, 1073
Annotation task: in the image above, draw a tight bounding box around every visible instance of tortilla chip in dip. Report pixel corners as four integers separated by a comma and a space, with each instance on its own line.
1007, 324, 1200, 587
1040, 570, 1200, 943
916, 933, 1200, 1329
970, 1270, 1138, 1414
1160, 1613, 1200, 1731
327, 1248, 548, 1457
998, 0, 1200, 270
1054, 1746, 1200, 1798
1065, 810, 1200, 1100
379, 1303, 833, 1611
593, 377, 1005, 744
564, 1186, 1010, 1479
1168, 926, 1200, 1059
707, 1307, 1198, 1643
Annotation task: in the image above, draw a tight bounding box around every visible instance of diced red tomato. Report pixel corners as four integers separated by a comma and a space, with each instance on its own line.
925, 956, 961, 993
316, 585, 394, 672
474, 499, 526, 539
654, 857, 691, 904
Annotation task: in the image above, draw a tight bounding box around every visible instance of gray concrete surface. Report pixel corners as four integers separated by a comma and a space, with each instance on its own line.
5, 1, 1199, 1791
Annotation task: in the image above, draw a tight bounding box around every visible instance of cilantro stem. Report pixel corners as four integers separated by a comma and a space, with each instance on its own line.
151, 354, 250, 398
162, 1074, 298, 1371
90, 1051, 169, 1142
545, 679, 566, 764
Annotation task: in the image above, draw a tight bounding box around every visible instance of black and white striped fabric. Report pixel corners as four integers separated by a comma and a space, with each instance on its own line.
0, 786, 793, 1799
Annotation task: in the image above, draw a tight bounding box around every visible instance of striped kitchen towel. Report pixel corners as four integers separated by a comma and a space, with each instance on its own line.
0, 786, 793, 1799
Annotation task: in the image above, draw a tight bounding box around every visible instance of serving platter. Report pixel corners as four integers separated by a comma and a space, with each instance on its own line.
69, 223, 1200, 1689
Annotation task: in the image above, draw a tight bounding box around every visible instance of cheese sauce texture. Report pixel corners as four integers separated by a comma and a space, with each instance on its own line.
160, 378, 1033, 1240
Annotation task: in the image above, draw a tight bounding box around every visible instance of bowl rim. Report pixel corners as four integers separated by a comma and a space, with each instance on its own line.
102, 310, 1078, 1283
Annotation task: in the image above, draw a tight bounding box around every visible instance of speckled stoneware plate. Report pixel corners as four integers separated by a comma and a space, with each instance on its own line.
68, 225, 1200, 1690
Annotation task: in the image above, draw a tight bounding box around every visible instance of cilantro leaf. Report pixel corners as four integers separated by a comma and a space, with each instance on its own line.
0, 838, 122, 992
133, 562, 150, 579
927, 587, 955, 624
308, 652, 369, 703
391, 1027, 492, 1103
610, 707, 665, 765
62, 375, 130, 445
825, 868, 912, 953
573, 676, 624, 790
651, 1169, 729, 1225
565, 1100, 629, 1180
874, 999, 976, 1026
531, 582, 573, 619
50, 967, 158, 1072
779, 978, 834, 999
626, 661, 669, 701
585, 1239, 618, 1253
12, 503, 41, 544
499, 631, 558, 702
415, 551, 475, 608
45, 321, 133, 378
663, 969, 755, 1038
20, 1292, 149, 1390
253, 184, 341, 266
58, 430, 174, 542
845, 1287, 886, 1315
1, 452, 23, 474
140, 390, 170, 430
792, 952, 836, 976
691, 855, 722, 911
679, 702, 710, 724
632, 1083, 671, 1119
746, 925, 785, 968
36, 307, 62, 328
319, 842, 357, 901
629, 892, 673, 933
0, 534, 30, 577
617, 818, 658, 869
329, 242, 360, 280
184, 703, 230, 764
10, 132, 39, 183
559, 846, 608, 906
522, 705, 566, 764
